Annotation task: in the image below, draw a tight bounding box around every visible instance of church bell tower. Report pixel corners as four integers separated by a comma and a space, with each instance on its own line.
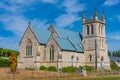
82, 9, 110, 70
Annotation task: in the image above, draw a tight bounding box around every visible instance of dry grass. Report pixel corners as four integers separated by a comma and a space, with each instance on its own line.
0, 68, 120, 80
0, 68, 61, 79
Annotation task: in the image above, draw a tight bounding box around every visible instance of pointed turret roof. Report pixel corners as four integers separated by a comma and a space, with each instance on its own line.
82, 12, 86, 20
90, 13, 93, 20
94, 8, 98, 16
102, 11, 105, 19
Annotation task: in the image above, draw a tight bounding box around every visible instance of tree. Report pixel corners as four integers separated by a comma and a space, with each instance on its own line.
0, 50, 2, 57
112, 51, 115, 57
108, 51, 111, 57
8, 52, 17, 72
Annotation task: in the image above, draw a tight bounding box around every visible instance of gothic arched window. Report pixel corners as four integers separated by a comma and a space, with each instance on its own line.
26, 39, 32, 56
50, 45, 54, 61
91, 25, 94, 34
87, 25, 89, 35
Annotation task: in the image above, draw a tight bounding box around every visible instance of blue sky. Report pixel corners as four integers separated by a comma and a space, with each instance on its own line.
0, 0, 120, 51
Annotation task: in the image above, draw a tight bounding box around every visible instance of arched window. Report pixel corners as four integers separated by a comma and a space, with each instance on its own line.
89, 55, 92, 62
87, 25, 89, 35
26, 39, 32, 56
91, 25, 94, 34
101, 56, 104, 61
50, 45, 54, 61
100, 56, 104, 70
71, 56, 74, 66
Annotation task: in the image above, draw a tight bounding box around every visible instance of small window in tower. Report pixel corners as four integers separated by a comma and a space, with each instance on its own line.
91, 25, 94, 34
99, 25, 101, 35
87, 25, 89, 35
101, 25, 103, 35
89, 55, 92, 62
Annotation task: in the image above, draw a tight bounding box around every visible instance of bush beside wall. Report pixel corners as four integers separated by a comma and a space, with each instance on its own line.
40, 66, 47, 70
62, 66, 76, 73
47, 66, 57, 72
110, 61, 120, 70
84, 65, 93, 71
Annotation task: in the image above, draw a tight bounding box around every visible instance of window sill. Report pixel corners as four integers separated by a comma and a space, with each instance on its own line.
23, 56, 34, 58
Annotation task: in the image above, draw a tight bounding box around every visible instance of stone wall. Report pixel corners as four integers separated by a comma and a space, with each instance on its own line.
18, 27, 39, 69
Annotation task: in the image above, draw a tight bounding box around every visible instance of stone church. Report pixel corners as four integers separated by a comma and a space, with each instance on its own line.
18, 10, 110, 70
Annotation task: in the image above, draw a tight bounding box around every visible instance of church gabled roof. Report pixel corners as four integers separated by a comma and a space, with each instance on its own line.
29, 25, 83, 52
31, 27, 51, 45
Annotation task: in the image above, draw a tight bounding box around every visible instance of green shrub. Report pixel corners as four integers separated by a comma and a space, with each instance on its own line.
62, 66, 76, 73
40, 66, 47, 70
110, 61, 120, 70
0, 59, 10, 67
79, 66, 83, 70
84, 65, 93, 71
47, 66, 57, 72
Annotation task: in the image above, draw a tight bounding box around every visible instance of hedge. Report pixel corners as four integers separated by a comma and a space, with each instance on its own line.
0, 58, 10, 67
62, 66, 76, 73
79, 66, 83, 70
40, 66, 47, 70
110, 61, 120, 70
84, 65, 93, 71
47, 66, 57, 72
79, 65, 93, 71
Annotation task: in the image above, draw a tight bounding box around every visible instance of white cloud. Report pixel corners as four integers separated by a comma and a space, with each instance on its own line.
0, 15, 28, 37
54, 0, 85, 27
41, 0, 58, 4
110, 35, 120, 40
0, 0, 40, 13
10, 0, 36, 5
55, 14, 80, 27
0, 2, 20, 13
108, 41, 120, 51
0, 15, 50, 37
107, 32, 120, 51
61, 0, 86, 13
31, 19, 49, 29
0, 36, 19, 50
116, 15, 120, 21
107, 32, 120, 40
103, 0, 119, 6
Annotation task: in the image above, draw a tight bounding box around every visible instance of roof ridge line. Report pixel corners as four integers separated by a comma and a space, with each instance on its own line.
67, 37, 78, 51
78, 43, 84, 52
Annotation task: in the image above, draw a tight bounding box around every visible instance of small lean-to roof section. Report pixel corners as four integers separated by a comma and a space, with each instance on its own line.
54, 37, 76, 51
31, 27, 51, 45
74, 45, 83, 53
53, 27, 83, 52
54, 27, 82, 45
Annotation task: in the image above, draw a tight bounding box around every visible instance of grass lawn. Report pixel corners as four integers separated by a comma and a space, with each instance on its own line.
0, 68, 120, 80
3, 75, 120, 80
